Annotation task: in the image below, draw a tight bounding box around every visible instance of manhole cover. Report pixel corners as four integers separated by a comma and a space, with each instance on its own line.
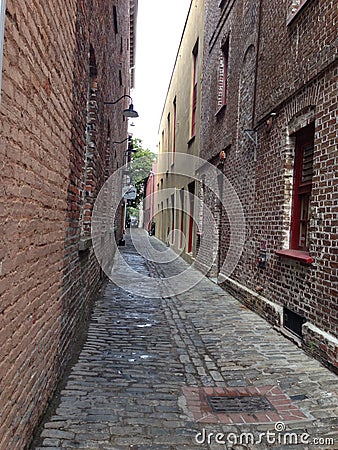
206, 395, 275, 413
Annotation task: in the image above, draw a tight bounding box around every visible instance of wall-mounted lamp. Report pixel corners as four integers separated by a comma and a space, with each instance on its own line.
125, 140, 137, 153
104, 94, 139, 118
112, 135, 137, 153
219, 150, 226, 161
266, 112, 277, 132
112, 137, 130, 144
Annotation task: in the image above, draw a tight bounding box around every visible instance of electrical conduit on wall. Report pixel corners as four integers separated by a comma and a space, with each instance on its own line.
0, 0, 6, 101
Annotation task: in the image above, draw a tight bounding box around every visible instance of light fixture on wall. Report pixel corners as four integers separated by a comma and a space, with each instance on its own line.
112, 137, 130, 144
112, 135, 137, 153
266, 112, 277, 132
219, 150, 226, 161
104, 94, 139, 118
125, 139, 137, 153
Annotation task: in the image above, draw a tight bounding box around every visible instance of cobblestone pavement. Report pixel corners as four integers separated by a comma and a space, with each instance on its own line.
34, 230, 338, 450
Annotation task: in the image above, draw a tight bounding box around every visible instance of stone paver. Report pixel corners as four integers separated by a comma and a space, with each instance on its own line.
33, 230, 338, 449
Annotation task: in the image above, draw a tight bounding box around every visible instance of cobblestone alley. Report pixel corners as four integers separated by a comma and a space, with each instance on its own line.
33, 230, 338, 450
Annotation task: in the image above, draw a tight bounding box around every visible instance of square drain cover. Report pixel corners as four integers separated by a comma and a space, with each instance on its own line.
183, 386, 311, 424
207, 395, 275, 413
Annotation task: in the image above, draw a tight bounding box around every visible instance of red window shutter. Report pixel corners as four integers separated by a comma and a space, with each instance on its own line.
173, 98, 177, 154
290, 124, 314, 250
191, 85, 197, 136
191, 43, 198, 137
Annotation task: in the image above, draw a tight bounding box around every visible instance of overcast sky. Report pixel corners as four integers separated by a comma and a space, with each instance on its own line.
130, 0, 191, 153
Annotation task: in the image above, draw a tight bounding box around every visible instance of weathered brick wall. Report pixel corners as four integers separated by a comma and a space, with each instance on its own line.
201, 0, 337, 371
200, 0, 259, 283
0, 0, 130, 447
255, 0, 337, 120
252, 0, 337, 369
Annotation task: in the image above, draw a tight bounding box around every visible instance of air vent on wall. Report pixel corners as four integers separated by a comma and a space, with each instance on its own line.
283, 307, 305, 338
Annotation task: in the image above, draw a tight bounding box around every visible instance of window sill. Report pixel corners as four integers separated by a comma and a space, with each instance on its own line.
276, 249, 314, 264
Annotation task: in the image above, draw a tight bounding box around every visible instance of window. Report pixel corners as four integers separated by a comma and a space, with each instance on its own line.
171, 194, 175, 244
113, 5, 118, 34
167, 112, 171, 168
191, 42, 198, 138
173, 97, 177, 159
167, 112, 171, 151
161, 130, 165, 170
180, 188, 185, 248
188, 182, 195, 254
217, 39, 229, 110
290, 123, 314, 251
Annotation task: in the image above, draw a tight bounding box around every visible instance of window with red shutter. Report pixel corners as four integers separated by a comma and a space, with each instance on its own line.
221, 39, 229, 107
290, 123, 315, 251
172, 97, 177, 165
191, 42, 198, 138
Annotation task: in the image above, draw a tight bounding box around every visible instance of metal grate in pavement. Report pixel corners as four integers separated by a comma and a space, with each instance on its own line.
206, 395, 275, 413
183, 386, 311, 424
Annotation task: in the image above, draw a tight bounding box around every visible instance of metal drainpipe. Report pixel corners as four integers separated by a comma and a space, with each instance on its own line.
0, 0, 6, 102
252, 0, 264, 270
252, 0, 263, 131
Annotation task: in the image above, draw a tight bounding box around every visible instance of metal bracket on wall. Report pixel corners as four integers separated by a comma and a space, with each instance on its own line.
244, 129, 258, 162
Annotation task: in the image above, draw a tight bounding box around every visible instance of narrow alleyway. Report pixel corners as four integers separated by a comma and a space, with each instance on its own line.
33, 230, 338, 450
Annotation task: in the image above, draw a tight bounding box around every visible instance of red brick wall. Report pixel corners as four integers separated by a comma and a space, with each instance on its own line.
0, 0, 130, 447
200, 0, 337, 371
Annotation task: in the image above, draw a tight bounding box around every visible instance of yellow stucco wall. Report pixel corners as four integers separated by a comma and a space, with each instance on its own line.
156, 0, 205, 259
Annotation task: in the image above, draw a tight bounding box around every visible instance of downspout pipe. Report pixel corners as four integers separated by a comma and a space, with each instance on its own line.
252, 0, 263, 130
0, 0, 6, 101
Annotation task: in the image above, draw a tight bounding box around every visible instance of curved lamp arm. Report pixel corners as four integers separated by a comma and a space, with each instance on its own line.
104, 94, 132, 105
112, 137, 129, 144
104, 94, 139, 118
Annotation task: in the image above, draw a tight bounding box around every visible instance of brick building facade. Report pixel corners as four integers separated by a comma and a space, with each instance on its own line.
144, 161, 157, 234
0, 1, 137, 447
199, 0, 337, 371
156, 0, 205, 260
